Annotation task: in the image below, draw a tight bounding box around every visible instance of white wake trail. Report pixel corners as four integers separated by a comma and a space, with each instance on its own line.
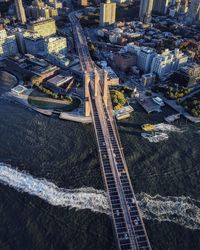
142, 123, 183, 143
0, 163, 200, 230
138, 192, 200, 230
0, 163, 110, 214
154, 123, 183, 133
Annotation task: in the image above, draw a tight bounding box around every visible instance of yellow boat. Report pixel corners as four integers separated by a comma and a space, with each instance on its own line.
141, 124, 156, 132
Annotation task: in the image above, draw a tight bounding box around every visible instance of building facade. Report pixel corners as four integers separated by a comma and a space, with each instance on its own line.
78, 0, 88, 7
153, 0, 169, 15
187, 0, 200, 23
26, 4, 58, 19
0, 28, 18, 60
137, 47, 156, 73
24, 35, 45, 55
113, 53, 137, 71
27, 18, 56, 37
151, 49, 188, 78
24, 34, 67, 56
100, 0, 116, 27
139, 0, 154, 23
44, 36, 67, 55
14, 0, 27, 24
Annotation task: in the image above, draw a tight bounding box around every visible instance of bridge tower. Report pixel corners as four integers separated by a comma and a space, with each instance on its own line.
84, 71, 91, 117
102, 69, 108, 106
94, 69, 99, 97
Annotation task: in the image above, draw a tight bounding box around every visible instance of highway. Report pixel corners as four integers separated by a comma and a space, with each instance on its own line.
69, 11, 152, 250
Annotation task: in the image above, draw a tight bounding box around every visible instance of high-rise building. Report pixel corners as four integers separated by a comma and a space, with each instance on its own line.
139, 0, 154, 23
179, 0, 188, 14
187, 0, 200, 23
137, 47, 156, 73
153, 0, 169, 15
100, 0, 116, 27
14, 0, 27, 24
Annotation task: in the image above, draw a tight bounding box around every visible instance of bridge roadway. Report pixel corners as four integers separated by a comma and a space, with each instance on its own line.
69, 12, 151, 250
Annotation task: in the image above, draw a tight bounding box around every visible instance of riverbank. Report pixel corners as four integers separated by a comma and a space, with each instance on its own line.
3, 88, 91, 124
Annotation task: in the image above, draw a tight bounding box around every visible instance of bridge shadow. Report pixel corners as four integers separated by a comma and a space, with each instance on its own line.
118, 122, 141, 130
119, 128, 141, 137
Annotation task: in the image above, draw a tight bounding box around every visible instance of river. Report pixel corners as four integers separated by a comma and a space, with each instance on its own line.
0, 81, 200, 250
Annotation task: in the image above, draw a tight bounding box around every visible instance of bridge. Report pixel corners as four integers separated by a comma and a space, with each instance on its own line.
69, 11, 152, 250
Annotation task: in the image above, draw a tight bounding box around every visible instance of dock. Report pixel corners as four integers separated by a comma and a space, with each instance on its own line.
136, 97, 161, 113
164, 113, 181, 123
162, 97, 200, 123
59, 112, 92, 123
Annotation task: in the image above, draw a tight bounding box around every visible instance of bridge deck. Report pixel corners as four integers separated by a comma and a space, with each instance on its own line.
69, 11, 152, 250
89, 86, 151, 250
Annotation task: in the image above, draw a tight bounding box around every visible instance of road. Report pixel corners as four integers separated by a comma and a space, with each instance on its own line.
69, 11, 152, 250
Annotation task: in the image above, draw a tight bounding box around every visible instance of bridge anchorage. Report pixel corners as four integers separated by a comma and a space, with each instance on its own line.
70, 11, 152, 250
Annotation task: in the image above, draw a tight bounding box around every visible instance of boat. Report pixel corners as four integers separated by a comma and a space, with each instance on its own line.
152, 97, 165, 106
116, 112, 130, 121
141, 124, 156, 132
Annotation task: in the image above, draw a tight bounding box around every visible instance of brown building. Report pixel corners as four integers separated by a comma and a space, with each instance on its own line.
113, 53, 137, 71
0, 24, 4, 31
78, 0, 88, 7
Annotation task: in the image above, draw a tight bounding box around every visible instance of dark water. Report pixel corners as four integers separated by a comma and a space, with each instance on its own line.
0, 82, 200, 250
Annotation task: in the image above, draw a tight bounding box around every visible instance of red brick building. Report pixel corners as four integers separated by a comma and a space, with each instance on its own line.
113, 53, 137, 71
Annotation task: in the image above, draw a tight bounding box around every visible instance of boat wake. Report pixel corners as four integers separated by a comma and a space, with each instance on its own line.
142, 123, 183, 143
142, 132, 169, 143
154, 123, 183, 133
138, 192, 200, 230
0, 163, 110, 215
0, 163, 200, 230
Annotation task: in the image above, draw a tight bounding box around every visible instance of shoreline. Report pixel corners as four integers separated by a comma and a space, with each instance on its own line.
2, 91, 92, 124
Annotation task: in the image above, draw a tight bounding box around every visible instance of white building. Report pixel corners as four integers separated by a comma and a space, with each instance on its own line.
151, 49, 188, 78
0, 29, 18, 60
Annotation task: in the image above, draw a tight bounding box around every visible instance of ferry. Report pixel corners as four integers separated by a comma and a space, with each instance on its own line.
141, 124, 156, 132
152, 97, 165, 106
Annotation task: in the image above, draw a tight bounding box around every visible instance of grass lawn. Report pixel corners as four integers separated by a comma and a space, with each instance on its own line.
28, 89, 81, 112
